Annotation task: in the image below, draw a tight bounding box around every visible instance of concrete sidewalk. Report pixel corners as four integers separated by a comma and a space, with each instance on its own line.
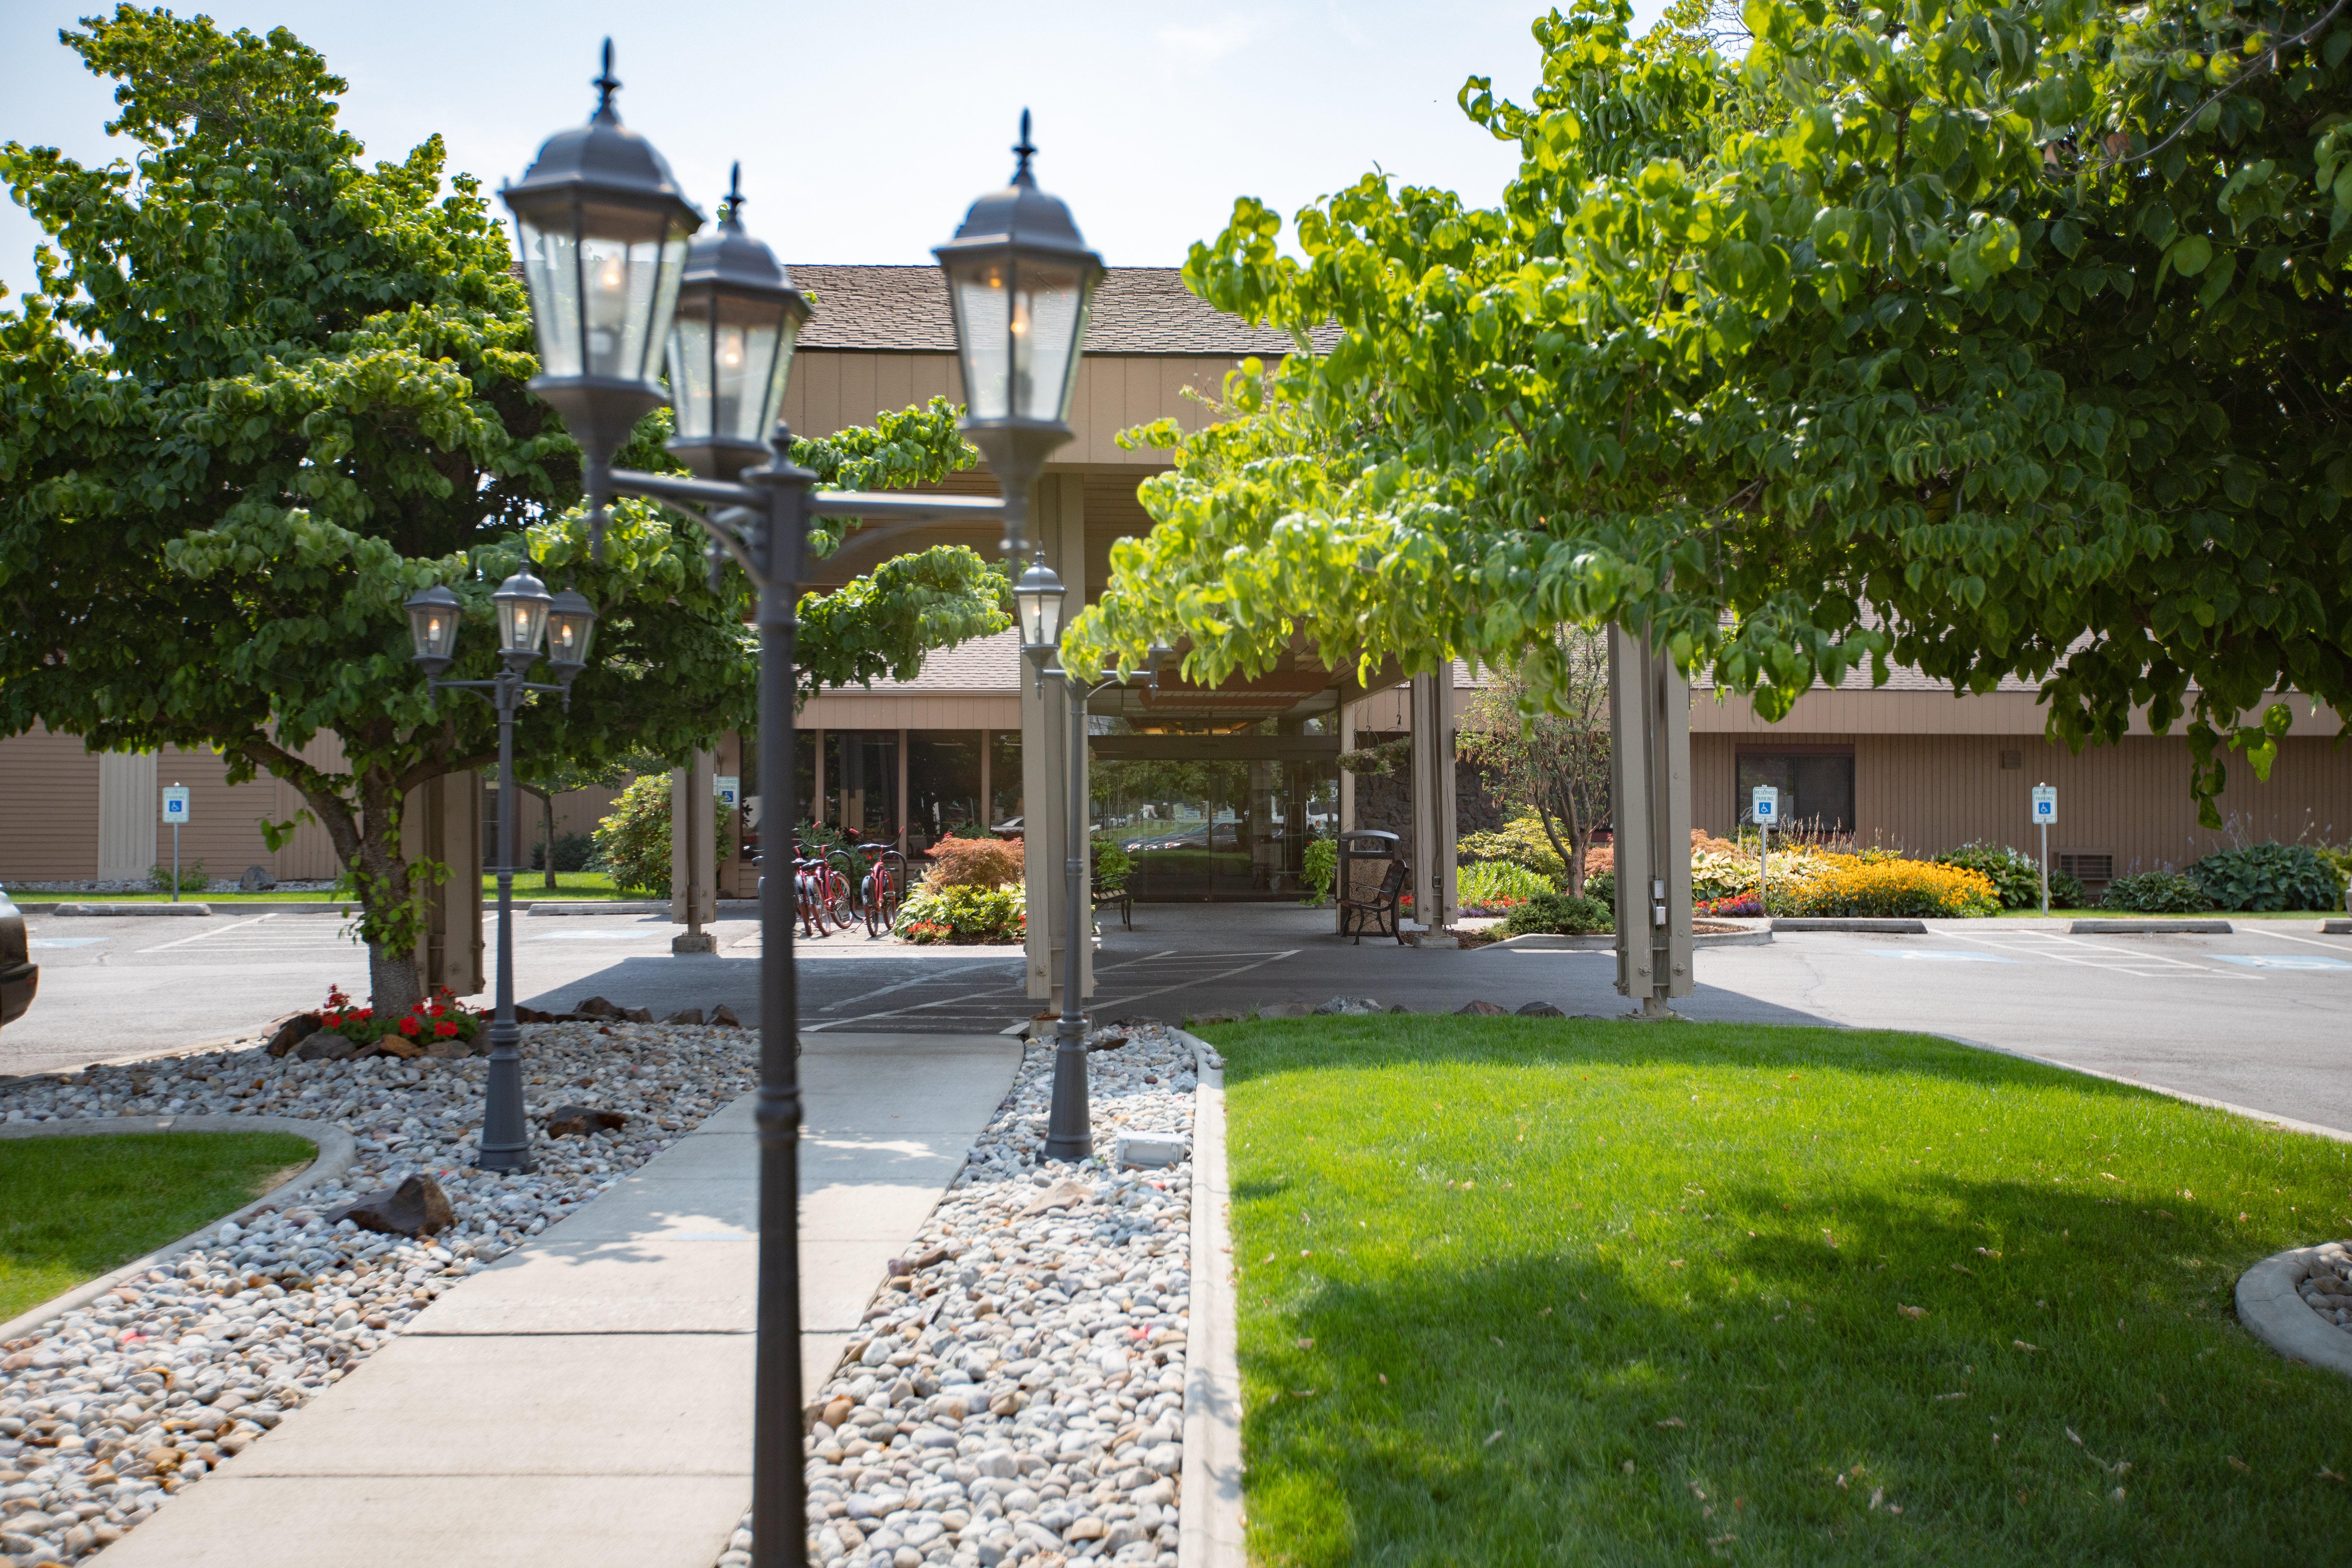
101, 1031, 1020, 1568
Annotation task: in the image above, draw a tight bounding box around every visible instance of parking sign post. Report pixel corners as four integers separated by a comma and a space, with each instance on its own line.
2031, 784, 2058, 915
1751, 785, 1779, 914
160, 785, 192, 903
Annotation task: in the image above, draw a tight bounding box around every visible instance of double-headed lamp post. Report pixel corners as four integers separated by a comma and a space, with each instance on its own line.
484, 44, 1100, 1568
1014, 559, 1163, 1162
401, 567, 597, 1173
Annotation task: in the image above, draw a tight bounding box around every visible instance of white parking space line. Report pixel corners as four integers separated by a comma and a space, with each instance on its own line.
136, 913, 280, 954
28, 938, 106, 949
2236, 929, 2352, 952
1940, 929, 2263, 980
816, 956, 1052, 1014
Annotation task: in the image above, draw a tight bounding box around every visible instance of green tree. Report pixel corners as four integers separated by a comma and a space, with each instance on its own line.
0, 9, 1003, 1011
1458, 628, 1611, 897
1069, 0, 2352, 824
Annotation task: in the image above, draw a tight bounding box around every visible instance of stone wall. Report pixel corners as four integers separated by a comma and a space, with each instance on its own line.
1347, 732, 1507, 862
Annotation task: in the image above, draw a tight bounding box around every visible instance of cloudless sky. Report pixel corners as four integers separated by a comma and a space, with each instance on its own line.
0, 0, 1668, 300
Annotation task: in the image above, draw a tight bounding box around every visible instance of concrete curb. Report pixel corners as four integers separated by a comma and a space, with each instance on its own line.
2236, 1244, 2352, 1380
1171, 1027, 1245, 1568
1485, 928, 1772, 950
0, 1113, 357, 1343
2070, 919, 2234, 935
1771, 917, 1929, 934
527, 901, 673, 916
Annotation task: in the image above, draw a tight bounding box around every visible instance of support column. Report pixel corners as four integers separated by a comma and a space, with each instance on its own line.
1408, 670, 1458, 933
401, 773, 484, 997
96, 750, 159, 882
1023, 472, 1093, 1011
671, 749, 717, 952
1608, 625, 1693, 1014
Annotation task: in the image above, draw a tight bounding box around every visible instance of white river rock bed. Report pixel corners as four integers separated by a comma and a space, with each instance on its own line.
735, 1022, 1200, 1568
0, 1021, 758, 1566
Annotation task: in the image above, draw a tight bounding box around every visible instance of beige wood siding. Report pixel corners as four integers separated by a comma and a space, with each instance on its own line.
799, 696, 1023, 730
1693, 687, 2345, 738
783, 352, 1240, 462
1694, 731, 2352, 871
0, 727, 103, 881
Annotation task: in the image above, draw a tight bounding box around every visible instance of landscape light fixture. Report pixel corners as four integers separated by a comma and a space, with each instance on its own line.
935, 109, 1102, 556
501, 39, 702, 543
666, 164, 810, 482
405, 566, 599, 1176
1014, 556, 1067, 656
501, 54, 1093, 1567
404, 584, 462, 677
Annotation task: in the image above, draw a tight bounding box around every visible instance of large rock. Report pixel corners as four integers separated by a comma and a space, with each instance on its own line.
572, 996, 619, 1018
710, 1004, 744, 1028
1515, 1001, 1566, 1018
1455, 1000, 1508, 1017
619, 1006, 654, 1023
263, 1012, 322, 1057
294, 1031, 359, 1061
664, 1007, 705, 1025
326, 1174, 454, 1237
238, 864, 276, 891
544, 1104, 627, 1137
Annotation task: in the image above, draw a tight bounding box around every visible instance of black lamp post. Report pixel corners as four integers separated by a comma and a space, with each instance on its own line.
403, 565, 596, 1174
498, 49, 1094, 1568
1016, 560, 1164, 1163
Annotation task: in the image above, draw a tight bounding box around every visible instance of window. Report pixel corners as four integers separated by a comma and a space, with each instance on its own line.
823, 731, 898, 841
907, 731, 983, 849
1735, 750, 1855, 833
988, 731, 1023, 829
2000, 749, 2023, 770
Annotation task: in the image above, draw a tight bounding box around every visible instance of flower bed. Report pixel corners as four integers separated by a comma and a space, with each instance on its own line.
897, 884, 1026, 945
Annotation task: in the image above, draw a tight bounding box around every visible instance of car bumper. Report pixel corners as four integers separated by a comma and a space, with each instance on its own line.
0, 960, 35, 1028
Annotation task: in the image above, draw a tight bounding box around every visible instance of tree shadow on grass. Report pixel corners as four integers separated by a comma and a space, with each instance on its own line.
1237, 1178, 2347, 1568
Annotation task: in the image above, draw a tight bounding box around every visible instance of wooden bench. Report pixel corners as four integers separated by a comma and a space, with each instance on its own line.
1338, 858, 1407, 944
1092, 877, 1133, 931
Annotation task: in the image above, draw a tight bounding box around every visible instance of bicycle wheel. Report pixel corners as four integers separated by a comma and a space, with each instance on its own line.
822, 870, 854, 930
869, 871, 902, 937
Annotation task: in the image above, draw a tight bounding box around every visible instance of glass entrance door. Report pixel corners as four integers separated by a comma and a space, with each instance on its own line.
1094, 756, 1336, 899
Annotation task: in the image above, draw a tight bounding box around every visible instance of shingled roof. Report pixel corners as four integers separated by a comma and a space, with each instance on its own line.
790, 265, 1334, 355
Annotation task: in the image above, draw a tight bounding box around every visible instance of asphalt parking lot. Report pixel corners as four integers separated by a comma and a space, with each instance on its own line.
7, 903, 2349, 1133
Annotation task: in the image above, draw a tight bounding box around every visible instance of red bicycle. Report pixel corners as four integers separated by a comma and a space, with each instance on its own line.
789, 839, 853, 935
856, 841, 908, 937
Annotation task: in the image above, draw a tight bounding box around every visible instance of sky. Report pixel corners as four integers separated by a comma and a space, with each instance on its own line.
0, 0, 1668, 300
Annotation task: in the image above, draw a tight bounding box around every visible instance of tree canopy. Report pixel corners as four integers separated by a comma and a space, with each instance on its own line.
0, 7, 1004, 1006
1067, 0, 2352, 821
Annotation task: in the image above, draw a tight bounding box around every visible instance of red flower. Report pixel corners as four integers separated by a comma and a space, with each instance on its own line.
398, 1016, 421, 1035
434, 1021, 458, 1038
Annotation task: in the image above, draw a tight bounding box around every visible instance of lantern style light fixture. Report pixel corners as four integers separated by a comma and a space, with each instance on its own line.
404, 584, 463, 677
545, 586, 600, 681
501, 41, 703, 488
492, 566, 554, 666
1014, 556, 1066, 656
935, 111, 1104, 556
666, 164, 810, 482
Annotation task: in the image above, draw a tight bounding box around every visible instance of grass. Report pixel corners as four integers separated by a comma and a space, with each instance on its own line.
0, 1131, 318, 1321
1196, 1015, 2352, 1565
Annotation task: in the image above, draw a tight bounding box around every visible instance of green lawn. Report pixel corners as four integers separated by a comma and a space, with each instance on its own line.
1197, 1015, 2352, 1565
0, 1131, 318, 1320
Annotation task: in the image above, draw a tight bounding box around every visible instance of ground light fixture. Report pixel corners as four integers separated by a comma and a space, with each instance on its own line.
501, 47, 1092, 1568
402, 570, 598, 1175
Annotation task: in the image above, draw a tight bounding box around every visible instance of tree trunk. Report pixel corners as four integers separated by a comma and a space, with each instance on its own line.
544, 789, 557, 890
291, 761, 426, 1019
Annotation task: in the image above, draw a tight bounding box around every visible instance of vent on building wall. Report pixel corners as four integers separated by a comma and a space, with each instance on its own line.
2056, 850, 2114, 884
2000, 749, 2023, 770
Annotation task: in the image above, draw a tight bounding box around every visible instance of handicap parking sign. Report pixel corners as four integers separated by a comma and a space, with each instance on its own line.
161, 786, 191, 823
2031, 784, 2056, 825
1751, 785, 1778, 822
715, 775, 741, 810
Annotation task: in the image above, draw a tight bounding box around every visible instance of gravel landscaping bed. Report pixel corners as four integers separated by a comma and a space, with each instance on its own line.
755, 1021, 1201, 1568
0, 1020, 757, 1567
2294, 1242, 2352, 1330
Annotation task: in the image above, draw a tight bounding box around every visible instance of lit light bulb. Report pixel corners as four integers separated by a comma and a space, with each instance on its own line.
599, 262, 623, 290
427, 616, 443, 639
719, 326, 744, 368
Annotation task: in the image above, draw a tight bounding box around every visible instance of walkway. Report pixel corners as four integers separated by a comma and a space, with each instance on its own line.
99, 1031, 1021, 1568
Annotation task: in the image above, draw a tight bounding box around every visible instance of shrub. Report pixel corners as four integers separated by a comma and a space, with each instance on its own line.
530, 830, 598, 873
591, 775, 735, 896
1766, 854, 2001, 918
1930, 840, 2087, 909
1457, 815, 1568, 884
1301, 838, 1336, 904
922, 835, 1025, 891
1092, 839, 1133, 889
2186, 842, 2347, 912
1585, 869, 1615, 908
2097, 870, 2214, 914
317, 984, 483, 1049
1460, 860, 1556, 911
1690, 846, 1756, 902
1494, 890, 1614, 936
146, 858, 207, 893
895, 882, 1024, 944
